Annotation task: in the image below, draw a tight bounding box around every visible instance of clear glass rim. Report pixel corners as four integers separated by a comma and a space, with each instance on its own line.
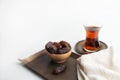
83, 24, 103, 28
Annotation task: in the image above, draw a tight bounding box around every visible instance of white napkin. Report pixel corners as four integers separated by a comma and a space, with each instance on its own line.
77, 47, 120, 80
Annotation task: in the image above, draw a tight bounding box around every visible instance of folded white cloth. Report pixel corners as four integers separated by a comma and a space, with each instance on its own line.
77, 47, 120, 80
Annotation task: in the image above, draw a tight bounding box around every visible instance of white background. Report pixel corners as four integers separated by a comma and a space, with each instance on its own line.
1, 0, 120, 80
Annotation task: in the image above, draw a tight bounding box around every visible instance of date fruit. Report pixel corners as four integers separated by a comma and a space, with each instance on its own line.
58, 47, 70, 54
53, 64, 66, 74
45, 42, 57, 53
53, 42, 62, 49
60, 41, 71, 48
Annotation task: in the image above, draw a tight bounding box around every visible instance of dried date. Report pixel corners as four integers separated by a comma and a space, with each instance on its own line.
60, 41, 71, 48
58, 47, 70, 54
53, 64, 66, 74
45, 42, 57, 53
53, 42, 62, 49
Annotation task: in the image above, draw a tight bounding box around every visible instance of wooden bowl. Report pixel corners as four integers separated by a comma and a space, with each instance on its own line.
46, 50, 72, 63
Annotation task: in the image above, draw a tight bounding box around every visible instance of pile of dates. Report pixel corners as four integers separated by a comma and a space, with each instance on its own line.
45, 41, 71, 54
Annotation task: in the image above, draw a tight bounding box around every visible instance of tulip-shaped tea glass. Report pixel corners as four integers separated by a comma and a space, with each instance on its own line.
83, 25, 101, 52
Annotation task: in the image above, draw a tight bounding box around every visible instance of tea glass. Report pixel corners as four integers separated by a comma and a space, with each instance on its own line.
83, 25, 101, 52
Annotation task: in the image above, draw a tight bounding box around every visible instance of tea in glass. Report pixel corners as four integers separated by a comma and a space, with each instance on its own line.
83, 26, 101, 52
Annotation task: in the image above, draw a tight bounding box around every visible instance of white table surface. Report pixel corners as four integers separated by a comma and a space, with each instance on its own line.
1, 0, 120, 80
